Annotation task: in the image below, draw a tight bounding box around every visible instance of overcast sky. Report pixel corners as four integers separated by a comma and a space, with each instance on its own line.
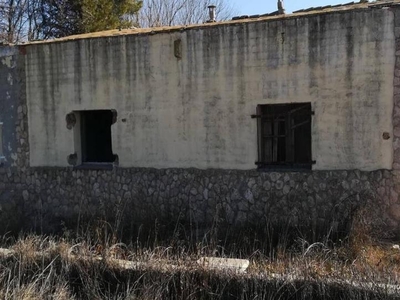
231, 0, 354, 15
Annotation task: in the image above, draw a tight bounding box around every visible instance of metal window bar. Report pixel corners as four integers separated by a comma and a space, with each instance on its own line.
291, 119, 311, 130
287, 113, 294, 162
261, 119, 287, 163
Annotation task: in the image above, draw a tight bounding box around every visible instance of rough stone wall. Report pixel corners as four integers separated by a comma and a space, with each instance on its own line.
17, 169, 391, 230
0, 46, 21, 168
0, 46, 30, 231
393, 7, 400, 170
0, 166, 391, 237
388, 6, 400, 227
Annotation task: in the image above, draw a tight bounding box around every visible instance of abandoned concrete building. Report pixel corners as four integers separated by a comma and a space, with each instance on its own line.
1, 0, 400, 236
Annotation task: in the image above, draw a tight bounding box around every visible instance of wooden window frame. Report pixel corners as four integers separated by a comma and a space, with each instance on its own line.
252, 103, 315, 170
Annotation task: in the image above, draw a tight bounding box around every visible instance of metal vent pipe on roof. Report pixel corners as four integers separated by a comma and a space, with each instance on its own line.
278, 0, 285, 14
208, 5, 216, 22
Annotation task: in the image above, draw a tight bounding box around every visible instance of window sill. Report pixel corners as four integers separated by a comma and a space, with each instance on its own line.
74, 163, 114, 170
256, 162, 313, 172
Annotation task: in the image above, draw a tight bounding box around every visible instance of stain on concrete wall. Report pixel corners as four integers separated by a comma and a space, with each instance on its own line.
25, 9, 395, 171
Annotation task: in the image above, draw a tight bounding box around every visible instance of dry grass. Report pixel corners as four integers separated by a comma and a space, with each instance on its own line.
0, 227, 399, 300
0, 202, 399, 299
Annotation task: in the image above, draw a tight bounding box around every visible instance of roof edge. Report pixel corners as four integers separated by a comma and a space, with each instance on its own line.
8, 0, 400, 47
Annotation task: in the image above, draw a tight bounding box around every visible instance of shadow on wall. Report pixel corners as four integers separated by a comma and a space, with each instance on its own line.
0, 190, 24, 234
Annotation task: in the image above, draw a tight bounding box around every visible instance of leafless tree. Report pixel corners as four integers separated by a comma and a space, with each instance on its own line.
1, 0, 141, 43
0, 0, 47, 43
0, 0, 28, 43
0, 0, 234, 43
139, 0, 237, 27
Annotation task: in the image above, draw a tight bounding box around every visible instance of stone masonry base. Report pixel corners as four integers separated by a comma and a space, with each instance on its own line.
0, 167, 397, 240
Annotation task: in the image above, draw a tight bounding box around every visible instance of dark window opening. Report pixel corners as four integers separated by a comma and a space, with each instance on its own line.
81, 110, 114, 163
253, 103, 313, 170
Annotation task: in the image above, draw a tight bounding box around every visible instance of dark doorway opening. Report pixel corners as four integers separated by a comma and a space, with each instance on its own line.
81, 110, 114, 163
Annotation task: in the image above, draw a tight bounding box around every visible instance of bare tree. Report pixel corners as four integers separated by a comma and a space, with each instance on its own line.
0, 0, 30, 43
0, 2, 8, 41
139, 0, 236, 27
0, 0, 49, 43
0, 0, 142, 43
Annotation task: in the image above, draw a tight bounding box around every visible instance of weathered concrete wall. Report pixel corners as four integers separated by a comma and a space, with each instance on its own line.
1, 5, 400, 237
0, 46, 21, 168
25, 9, 394, 171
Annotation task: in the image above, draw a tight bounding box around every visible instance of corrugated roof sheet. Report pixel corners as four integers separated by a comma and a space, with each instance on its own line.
20, 0, 400, 46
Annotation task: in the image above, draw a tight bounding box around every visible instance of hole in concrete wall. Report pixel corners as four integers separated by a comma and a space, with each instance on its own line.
383, 132, 391, 140
174, 39, 182, 59
66, 112, 76, 130
67, 153, 78, 166
80, 110, 116, 163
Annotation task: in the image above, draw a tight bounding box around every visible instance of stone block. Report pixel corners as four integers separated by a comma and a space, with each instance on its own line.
197, 257, 249, 273
394, 76, 400, 87
390, 204, 400, 221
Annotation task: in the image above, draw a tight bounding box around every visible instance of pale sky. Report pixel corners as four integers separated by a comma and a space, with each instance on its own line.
232, 0, 353, 15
